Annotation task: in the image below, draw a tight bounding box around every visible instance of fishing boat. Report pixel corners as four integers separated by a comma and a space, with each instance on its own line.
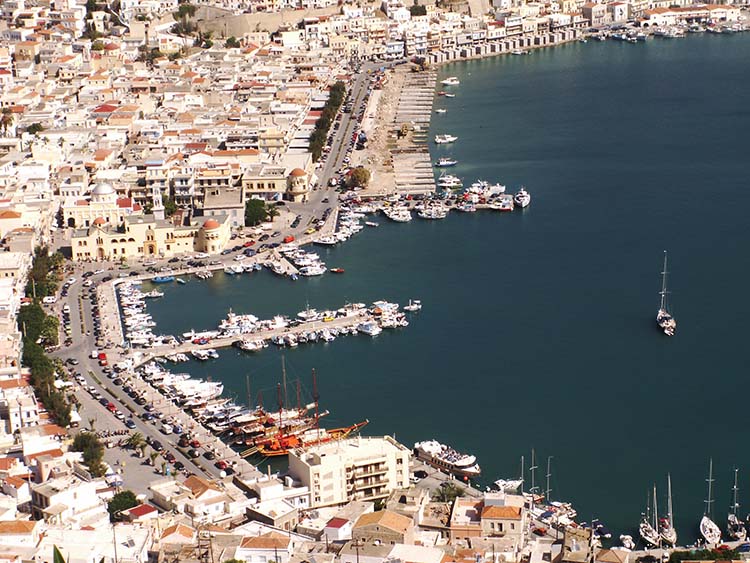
434, 157, 458, 167
728, 468, 747, 541
660, 474, 678, 545
434, 134, 458, 144
441, 77, 460, 86
444, 93, 456, 98
176, 278, 186, 284
656, 251, 677, 336
330, 268, 345, 274
152, 276, 175, 283
514, 187, 531, 208
414, 440, 481, 479
700, 458, 722, 545
639, 487, 661, 547
435, 108, 447, 114
365, 221, 379, 227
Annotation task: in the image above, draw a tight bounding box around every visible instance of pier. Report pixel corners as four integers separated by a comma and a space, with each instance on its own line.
391, 69, 438, 195
144, 310, 371, 358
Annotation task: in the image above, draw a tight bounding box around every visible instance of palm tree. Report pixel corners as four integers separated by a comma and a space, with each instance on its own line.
88, 417, 96, 431
149, 451, 158, 466
0, 108, 13, 136
126, 432, 145, 451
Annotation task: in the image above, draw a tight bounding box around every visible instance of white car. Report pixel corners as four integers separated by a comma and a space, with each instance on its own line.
42, 296, 57, 304
234, 255, 246, 261
94, 269, 106, 275
66, 277, 77, 285
194, 252, 209, 259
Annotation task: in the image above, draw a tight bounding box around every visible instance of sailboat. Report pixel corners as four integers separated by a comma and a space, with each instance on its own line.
656, 250, 677, 336
700, 458, 722, 545
660, 474, 678, 545
727, 468, 747, 541
640, 487, 661, 547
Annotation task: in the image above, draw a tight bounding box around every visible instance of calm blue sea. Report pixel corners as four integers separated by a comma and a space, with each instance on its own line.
142, 33, 750, 544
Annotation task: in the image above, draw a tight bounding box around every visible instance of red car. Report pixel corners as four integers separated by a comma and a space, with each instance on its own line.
106, 402, 116, 413
189, 439, 201, 448
215, 460, 228, 470
243, 241, 255, 247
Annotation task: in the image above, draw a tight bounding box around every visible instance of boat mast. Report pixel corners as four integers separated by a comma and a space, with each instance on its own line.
245, 374, 252, 409
530, 449, 539, 497
660, 250, 669, 312
281, 356, 288, 410
705, 458, 715, 518
276, 383, 283, 437
312, 368, 320, 441
653, 484, 660, 545
545, 456, 553, 503
732, 467, 740, 517
520, 455, 525, 493
667, 473, 674, 530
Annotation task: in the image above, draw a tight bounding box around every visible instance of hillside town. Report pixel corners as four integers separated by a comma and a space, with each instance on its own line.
0, 0, 747, 560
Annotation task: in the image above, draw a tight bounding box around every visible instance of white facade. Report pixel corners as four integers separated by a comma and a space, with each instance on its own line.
289, 436, 410, 508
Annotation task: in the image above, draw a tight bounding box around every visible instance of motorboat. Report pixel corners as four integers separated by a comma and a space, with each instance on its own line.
357, 321, 382, 337
403, 299, 422, 312
514, 187, 531, 208
434, 134, 458, 144
435, 108, 447, 114
619, 535, 635, 550
441, 77, 460, 86
493, 479, 523, 493
437, 174, 462, 189
152, 276, 175, 283
434, 157, 458, 167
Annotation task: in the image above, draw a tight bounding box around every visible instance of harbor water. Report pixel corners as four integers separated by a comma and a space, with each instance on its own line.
143, 34, 750, 543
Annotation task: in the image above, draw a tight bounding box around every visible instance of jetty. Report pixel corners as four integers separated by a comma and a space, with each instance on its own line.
146, 311, 371, 358
391, 69, 438, 196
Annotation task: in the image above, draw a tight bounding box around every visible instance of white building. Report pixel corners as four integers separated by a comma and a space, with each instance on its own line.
288, 436, 410, 508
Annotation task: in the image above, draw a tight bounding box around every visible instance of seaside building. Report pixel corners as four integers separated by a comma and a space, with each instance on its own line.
70, 213, 231, 261
288, 436, 411, 508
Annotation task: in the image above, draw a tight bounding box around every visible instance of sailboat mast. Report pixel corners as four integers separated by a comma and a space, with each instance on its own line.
706, 458, 715, 518
530, 449, 538, 496
653, 484, 659, 539
660, 250, 669, 311
281, 356, 288, 409
545, 456, 553, 502
520, 455, 525, 493
667, 473, 674, 528
312, 368, 320, 440
245, 374, 252, 409
732, 467, 740, 516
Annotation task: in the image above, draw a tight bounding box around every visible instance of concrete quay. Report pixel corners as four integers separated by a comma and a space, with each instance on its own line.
142, 310, 371, 359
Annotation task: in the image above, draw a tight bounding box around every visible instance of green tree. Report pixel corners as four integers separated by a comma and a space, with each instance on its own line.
225, 36, 240, 48
108, 490, 138, 521
432, 482, 464, 503
53, 545, 66, 563
348, 167, 371, 188
244, 199, 268, 227
40, 315, 59, 346
409, 3, 427, 16
164, 196, 177, 217
72, 432, 106, 477
126, 432, 146, 450
223, 560, 246, 563
91, 40, 105, 51
27, 123, 44, 135
0, 108, 13, 135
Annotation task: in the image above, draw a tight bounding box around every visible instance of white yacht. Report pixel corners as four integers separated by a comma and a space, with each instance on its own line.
403, 299, 422, 312
435, 108, 447, 114
357, 321, 382, 337
441, 77, 460, 86
299, 264, 327, 276
701, 459, 722, 545
437, 174, 462, 189
514, 187, 531, 208
656, 251, 677, 337
236, 339, 266, 352
382, 207, 412, 223
434, 134, 458, 144
434, 157, 458, 167
414, 440, 481, 479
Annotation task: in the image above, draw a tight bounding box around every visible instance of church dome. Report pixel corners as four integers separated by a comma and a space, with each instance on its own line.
92, 217, 106, 226
91, 183, 115, 196
203, 218, 220, 230
289, 168, 306, 177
